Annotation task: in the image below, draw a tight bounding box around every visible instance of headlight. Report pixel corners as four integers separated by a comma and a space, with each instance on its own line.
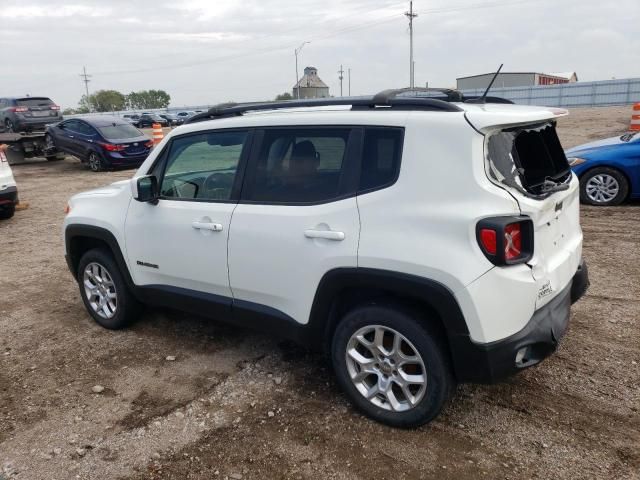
567, 157, 586, 166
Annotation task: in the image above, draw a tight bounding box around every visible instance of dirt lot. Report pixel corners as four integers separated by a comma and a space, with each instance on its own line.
1, 107, 638, 480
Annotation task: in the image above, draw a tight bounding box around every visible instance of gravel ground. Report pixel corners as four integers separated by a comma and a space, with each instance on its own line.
0, 107, 638, 480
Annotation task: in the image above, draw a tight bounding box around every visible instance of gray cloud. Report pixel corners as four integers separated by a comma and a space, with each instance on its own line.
1, 0, 638, 108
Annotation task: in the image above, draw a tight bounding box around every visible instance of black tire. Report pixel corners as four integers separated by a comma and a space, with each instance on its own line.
331, 304, 455, 428
77, 248, 141, 329
579, 167, 628, 206
5, 119, 15, 133
87, 151, 104, 172
0, 205, 15, 219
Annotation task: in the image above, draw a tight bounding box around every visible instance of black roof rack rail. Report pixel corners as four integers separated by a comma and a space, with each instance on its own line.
372, 87, 465, 103
185, 94, 463, 124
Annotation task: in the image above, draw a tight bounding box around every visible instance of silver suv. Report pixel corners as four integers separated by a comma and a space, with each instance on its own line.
0, 96, 62, 133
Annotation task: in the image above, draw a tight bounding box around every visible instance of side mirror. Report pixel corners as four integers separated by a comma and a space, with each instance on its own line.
134, 175, 158, 204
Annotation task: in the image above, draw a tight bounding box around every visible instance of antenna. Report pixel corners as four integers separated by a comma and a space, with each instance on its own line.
467, 64, 503, 104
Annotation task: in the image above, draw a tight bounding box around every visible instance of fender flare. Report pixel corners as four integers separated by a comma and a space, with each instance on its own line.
65, 224, 135, 290
307, 268, 469, 345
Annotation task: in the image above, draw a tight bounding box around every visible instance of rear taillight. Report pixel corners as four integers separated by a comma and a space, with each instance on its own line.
144, 141, 153, 148
98, 142, 125, 152
9, 107, 28, 113
477, 216, 533, 265
50, 105, 60, 110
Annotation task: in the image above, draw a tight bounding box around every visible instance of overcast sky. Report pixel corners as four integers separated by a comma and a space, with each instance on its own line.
1, 0, 638, 109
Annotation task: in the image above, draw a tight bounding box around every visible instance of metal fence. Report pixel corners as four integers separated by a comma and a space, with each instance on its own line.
460, 78, 640, 108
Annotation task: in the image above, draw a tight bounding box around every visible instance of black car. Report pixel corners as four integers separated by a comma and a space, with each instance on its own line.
45, 116, 153, 172
0, 96, 62, 133
158, 113, 182, 126
134, 114, 168, 128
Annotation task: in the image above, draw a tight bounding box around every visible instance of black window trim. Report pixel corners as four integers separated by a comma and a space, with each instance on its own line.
239, 125, 364, 207
149, 127, 254, 205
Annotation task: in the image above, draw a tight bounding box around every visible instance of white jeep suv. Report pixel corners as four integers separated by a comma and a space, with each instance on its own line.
63, 91, 589, 427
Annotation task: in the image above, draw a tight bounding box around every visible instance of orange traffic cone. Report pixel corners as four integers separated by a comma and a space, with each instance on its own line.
630, 103, 640, 131
152, 123, 164, 145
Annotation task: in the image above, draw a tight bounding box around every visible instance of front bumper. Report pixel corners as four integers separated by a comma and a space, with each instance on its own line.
450, 259, 589, 383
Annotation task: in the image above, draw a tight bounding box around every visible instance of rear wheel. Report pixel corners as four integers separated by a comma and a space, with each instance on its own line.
331, 304, 455, 428
88, 151, 104, 172
580, 167, 628, 206
4, 119, 15, 133
77, 248, 141, 329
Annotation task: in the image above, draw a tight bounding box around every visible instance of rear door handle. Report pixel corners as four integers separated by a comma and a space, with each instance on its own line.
192, 221, 223, 232
304, 229, 345, 241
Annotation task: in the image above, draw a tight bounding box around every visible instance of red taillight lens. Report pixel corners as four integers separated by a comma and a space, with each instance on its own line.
477, 216, 533, 266
144, 141, 154, 148
504, 223, 522, 261
479, 228, 497, 255
10, 107, 28, 113
50, 105, 60, 111
98, 142, 125, 152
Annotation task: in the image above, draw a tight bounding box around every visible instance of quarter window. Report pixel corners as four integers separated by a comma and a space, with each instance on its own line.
359, 128, 403, 192
160, 131, 247, 201
248, 128, 351, 203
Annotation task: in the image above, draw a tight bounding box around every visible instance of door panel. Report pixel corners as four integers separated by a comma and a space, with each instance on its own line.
228, 127, 361, 325
124, 129, 250, 300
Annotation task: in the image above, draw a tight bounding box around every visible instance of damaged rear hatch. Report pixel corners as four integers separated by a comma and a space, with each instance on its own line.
465, 105, 583, 309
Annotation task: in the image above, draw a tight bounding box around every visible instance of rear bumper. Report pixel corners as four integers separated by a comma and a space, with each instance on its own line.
0, 185, 18, 207
450, 259, 589, 383
15, 116, 60, 130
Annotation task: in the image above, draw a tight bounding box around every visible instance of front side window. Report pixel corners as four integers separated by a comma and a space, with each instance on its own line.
247, 128, 350, 203
160, 130, 247, 201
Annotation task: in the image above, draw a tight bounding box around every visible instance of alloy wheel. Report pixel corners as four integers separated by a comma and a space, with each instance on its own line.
585, 173, 619, 203
345, 325, 427, 412
83, 262, 117, 319
88, 153, 101, 172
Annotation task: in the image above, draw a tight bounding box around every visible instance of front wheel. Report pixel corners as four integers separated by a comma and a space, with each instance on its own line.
331, 304, 455, 428
580, 167, 628, 206
77, 248, 141, 329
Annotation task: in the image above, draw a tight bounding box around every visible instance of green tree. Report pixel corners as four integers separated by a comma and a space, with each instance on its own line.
275, 92, 293, 101
126, 90, 171, 110
90, 90, 127, 112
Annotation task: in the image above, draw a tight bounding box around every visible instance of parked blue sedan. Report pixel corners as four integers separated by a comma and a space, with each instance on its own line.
566, 131, 640, 206
45, 116, 153, 172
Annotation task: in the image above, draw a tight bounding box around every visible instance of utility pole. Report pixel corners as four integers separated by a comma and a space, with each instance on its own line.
338, 65, 344, 97
348, 68, 351, 96
294, 42, 310, 99
404, 1, 418, 88
80, 66, 92, 111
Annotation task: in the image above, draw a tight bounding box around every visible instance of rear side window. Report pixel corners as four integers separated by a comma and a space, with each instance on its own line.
16, 98, 54, 107
487, 123, 571, 198
359, 127, 403, 192
246, 128, 351, 203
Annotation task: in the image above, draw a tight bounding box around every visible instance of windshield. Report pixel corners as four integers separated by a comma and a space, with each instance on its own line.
98, 124, 143, 140
487, 122, 571, 198
16, 97, 54, 107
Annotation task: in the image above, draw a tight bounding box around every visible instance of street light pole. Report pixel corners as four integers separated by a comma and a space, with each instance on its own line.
294, 42, 310, 99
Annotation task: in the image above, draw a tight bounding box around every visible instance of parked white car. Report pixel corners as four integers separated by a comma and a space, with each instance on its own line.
0, 145, 18, 219
63, 91, 589, 427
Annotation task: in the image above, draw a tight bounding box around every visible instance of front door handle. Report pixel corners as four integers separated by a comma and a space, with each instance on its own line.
304, 229, 345, 241
192, 221, 223, 232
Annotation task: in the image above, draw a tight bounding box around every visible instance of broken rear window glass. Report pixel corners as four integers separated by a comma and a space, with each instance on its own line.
487, 122, 571, 198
